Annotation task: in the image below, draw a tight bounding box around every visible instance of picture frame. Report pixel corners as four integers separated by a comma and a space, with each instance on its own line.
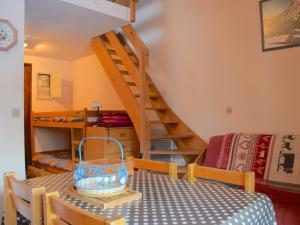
37, 73, 51, 99
260, 0, 300, 51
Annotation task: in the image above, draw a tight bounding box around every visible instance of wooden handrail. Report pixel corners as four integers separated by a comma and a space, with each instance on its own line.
130, 0, 136, 22
122, 24, 150, 156
122, 25, 149, 66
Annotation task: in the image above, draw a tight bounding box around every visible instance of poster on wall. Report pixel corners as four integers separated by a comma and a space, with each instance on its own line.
260, 0, 300, 51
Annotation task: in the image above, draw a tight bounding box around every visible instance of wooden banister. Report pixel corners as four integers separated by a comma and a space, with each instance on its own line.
121, 24, 150, 156
130, 0, 136, 22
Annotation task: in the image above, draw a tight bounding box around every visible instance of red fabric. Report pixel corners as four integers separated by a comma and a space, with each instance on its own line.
203, 135, 224, 167
206, 134, 300, 225
273, 202, 300, 225
256, 182, 300, 206
216, 134, 273, 176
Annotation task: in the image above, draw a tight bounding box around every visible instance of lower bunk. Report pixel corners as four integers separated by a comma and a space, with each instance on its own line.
27, 150, 73, 178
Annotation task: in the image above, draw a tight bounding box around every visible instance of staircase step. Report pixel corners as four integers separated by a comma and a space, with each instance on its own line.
126, 81, 136, 86
103, 41, 114, 51
121, 70, 129, 75
111, 54, 121, 61
149, 149, 201, 155
149, 120, 178, 125
146, 106, 167, 111
117, 64, 128, 72
151, 134, 194, 140
134, 93, 160, 99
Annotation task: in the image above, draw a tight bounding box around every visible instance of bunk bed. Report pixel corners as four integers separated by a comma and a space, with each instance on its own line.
29, 109, 137, 177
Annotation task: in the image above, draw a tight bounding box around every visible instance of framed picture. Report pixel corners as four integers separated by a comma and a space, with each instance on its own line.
37, 73, 51, 99
260, 0, 300, 51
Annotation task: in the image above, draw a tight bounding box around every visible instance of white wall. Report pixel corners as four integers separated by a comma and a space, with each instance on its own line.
24, 55, 73, 112
135, 0, 300, 141
0, 0, 25, 215
72, 54, 124, 110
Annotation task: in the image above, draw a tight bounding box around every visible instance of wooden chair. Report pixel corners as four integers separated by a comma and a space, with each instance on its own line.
127, 157, 177, 181
187, 164, 255, 192
43, 192, 125, 225
3, 172, 45, 225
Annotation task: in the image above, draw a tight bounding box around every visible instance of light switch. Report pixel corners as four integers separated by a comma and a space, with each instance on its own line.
225, 107, 232, 114
11, 108, 20, 118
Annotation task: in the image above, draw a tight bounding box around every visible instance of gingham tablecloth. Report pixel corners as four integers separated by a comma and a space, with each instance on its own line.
7, 171, 277, 225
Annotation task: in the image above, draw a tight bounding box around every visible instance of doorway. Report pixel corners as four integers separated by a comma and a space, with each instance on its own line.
24, 63, 32, 172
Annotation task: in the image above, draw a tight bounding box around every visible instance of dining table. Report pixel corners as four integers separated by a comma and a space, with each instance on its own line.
4, 170, 277, 225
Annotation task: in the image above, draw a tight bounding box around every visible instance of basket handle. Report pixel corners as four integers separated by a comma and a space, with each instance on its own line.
78, 136, 125, 168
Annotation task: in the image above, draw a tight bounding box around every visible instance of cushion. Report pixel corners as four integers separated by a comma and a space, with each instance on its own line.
203, 135, 224, 167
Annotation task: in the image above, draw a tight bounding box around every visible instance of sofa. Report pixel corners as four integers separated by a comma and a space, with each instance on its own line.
203, 133, 300, 225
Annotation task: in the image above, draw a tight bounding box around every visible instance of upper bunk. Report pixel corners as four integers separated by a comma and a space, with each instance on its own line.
31, 109, 132, 129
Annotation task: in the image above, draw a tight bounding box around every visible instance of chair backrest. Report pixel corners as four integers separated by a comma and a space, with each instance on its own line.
128, 157, 177, 181
3, 172, 45, 225
187, 164, 255, 192
43, 192, 125, 225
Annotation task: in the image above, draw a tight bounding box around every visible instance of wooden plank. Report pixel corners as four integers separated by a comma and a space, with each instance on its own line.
11, 193, 32, 220
4, 173, 17, 225
32, 111, 84, 118
131, 158, 177, 181
106, 32, 141, 88
130, 0, 136, 22
146, 106, 167, 111
122, 24, 149, 65
92, 37, 141, 139
149, 120, 178, 125
66, 189, 141, 209
245, 172, 255, 193
31, 121, 85, 128
44, 192, 125, 225
188, 164, 255, 193
151, 134, 194, 140
149, 149, 201, 155
7, 176, 32, 202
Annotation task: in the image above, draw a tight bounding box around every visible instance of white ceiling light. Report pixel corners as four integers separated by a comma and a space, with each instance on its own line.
24, 42, 28, 48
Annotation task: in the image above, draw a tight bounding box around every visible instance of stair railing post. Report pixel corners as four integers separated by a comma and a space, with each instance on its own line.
130, 0, 136, 23
139, 48, 150, 158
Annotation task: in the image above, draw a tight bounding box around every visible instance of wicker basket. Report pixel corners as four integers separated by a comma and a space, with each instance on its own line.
73, 137, 128, 197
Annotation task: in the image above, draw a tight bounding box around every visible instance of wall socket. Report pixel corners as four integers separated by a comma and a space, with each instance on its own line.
11, 108, 20, 118
225, 106, 233, 114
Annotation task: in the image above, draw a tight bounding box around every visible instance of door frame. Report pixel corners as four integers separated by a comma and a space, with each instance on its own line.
24, 63, 32, 171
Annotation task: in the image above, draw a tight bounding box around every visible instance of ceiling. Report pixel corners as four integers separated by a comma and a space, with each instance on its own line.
25, 0, 130, 61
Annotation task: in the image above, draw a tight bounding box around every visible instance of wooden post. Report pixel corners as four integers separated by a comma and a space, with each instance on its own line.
139, 49, 150, 158
43, 192, 60, 225
169, 162, 177, 181
31, 187, 45, 225
187, 164, 196, 183
245, 172, 255, 193
130, 0, 136, 22
4, 172, 17, 225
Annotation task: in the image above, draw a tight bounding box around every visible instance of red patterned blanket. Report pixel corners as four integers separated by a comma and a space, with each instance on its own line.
216, 134, 300, 186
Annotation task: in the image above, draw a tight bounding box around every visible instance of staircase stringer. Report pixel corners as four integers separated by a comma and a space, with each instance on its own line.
105, 31, 141, 88
146, 75, 208, 163
91, 37, 141, 139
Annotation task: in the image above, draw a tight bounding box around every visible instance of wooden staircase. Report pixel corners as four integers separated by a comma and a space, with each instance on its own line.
92, 24, 207, 173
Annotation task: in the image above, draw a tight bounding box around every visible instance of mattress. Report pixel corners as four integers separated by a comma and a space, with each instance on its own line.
32, 152, 74, 172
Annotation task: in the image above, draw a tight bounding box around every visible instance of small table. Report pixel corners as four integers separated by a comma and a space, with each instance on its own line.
20, 171, 277, 225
